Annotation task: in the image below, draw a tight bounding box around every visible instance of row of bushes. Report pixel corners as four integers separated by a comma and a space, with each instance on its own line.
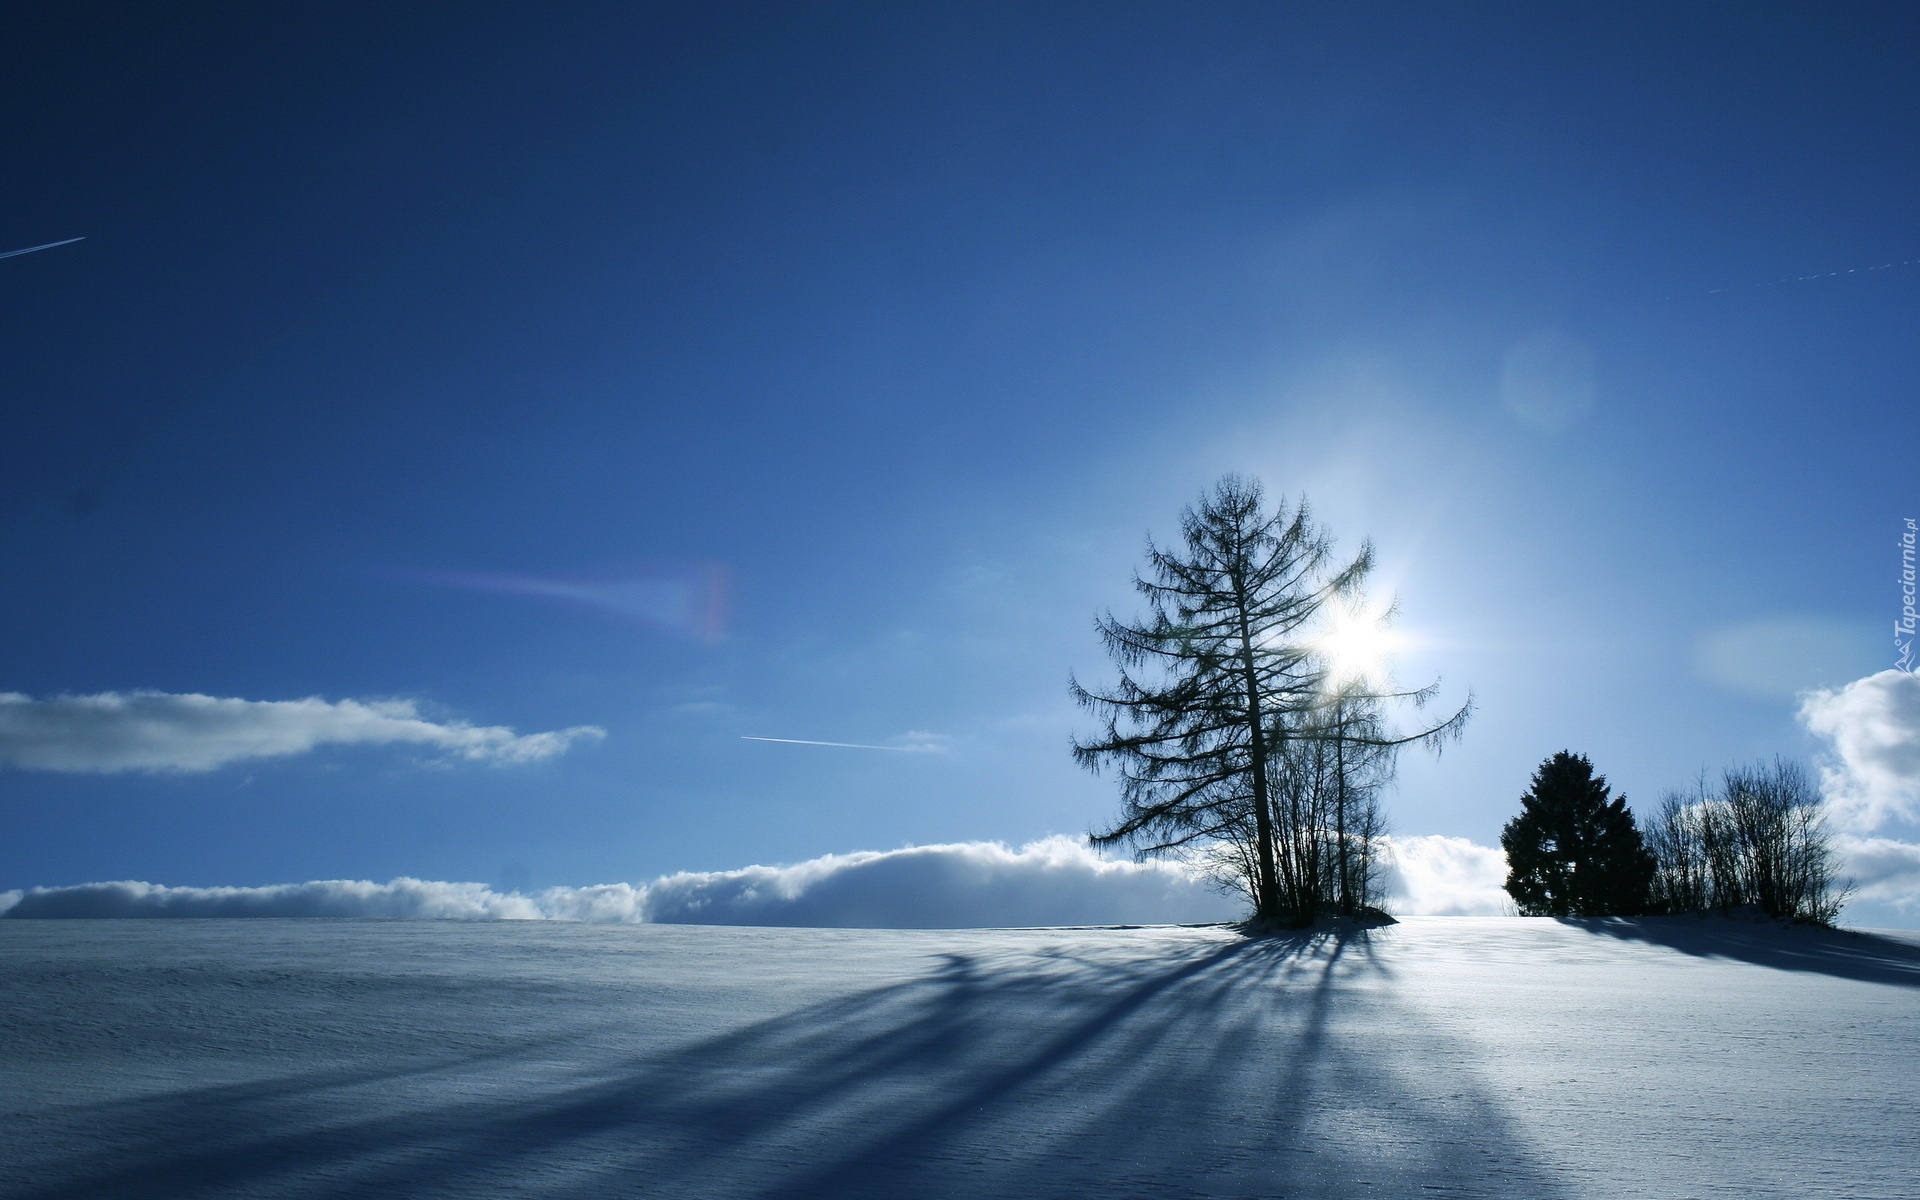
1500, 752, 1846, 925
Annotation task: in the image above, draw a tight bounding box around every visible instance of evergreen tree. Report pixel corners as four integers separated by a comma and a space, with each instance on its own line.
1501, 752, 1655, 916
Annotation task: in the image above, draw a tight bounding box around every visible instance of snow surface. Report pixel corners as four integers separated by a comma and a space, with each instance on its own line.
1, 917, 1915, 1199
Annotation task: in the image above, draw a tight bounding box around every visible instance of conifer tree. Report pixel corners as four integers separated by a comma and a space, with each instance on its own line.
1501, 752, 1655, 917
1074, 476, 1469, 927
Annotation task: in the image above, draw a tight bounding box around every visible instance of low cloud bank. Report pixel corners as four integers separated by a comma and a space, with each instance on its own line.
0, 878, 551, 920
0, 690, 603, 773
1382, 835, 1512, 916
2, 836, 1521, 925
642, 838, 1232, 928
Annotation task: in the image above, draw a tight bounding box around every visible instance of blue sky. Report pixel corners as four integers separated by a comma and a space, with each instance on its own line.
3, 3, 1917, 922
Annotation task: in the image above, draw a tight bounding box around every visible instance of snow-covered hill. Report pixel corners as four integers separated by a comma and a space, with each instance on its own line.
2, 917, 1914, 1199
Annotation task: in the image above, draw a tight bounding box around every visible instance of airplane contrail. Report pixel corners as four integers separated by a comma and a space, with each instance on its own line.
0, 236, 85, 261
1701, 256, 1919, 296
742, 735, 922, 752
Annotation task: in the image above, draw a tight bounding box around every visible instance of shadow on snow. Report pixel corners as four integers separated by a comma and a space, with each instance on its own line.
1562, 916, 1920, 989
9, 930, 1567, 1200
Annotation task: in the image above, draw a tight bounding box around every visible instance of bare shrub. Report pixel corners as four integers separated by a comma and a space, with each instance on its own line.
1648, 759, 1848, 925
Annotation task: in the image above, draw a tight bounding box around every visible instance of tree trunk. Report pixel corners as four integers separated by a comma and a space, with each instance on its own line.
1245, 683, 1279, 921
1235, 572, 1281, 923
1334, 696, 1351, 915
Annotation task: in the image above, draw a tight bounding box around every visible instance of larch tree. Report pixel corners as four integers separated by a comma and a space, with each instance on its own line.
1072, 475, 1470, 928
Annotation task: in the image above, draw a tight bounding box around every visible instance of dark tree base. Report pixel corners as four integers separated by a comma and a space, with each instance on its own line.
1237, 906, 1399, 937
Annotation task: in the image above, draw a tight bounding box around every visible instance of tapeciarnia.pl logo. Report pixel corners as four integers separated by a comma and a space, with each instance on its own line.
1899, 518, 1917, 672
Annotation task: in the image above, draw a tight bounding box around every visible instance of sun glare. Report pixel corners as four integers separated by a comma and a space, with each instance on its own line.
1319, 606, 1402, 687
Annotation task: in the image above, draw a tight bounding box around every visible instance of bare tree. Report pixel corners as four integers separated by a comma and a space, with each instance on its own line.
1072, 476, 1468, 928
1323, 684, 1400, 914
1647, 758, 1848, 925
1645, 778, 1711, 913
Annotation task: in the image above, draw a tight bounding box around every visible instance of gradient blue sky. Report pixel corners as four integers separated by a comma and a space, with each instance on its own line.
3, 3, 1915, 920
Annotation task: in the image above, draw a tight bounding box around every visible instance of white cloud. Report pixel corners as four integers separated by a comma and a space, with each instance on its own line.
0, 842, 1229, 925
640, 837, 1233, 928
1382, 834, 1512, 916
0, 690, 604, 773
1837, 836, 1920, 912
0, 835, 1525, 925
1798, 669, 1920, 831
0, 878, 548, 919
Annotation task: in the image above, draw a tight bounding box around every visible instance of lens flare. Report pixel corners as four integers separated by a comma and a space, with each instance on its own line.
1318, 604, 1402, 687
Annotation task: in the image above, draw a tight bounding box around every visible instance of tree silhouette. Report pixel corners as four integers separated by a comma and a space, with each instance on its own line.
1073, 476, 1468, 927
1501, 752, 1655, 917
1646, 758, 1848, 925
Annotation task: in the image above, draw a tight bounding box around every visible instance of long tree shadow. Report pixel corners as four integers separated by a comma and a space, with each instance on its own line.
1564, 916, 1920, 988
9, 929, 1568, 1200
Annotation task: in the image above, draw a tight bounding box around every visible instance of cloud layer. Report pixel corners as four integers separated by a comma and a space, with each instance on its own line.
1799, 670, 1920, 831
0, 835, 1518, 924
1381, 834, 1512, 916
1797, 669, 1920, 912
1837, 836, 1920, 911
0, 878, 551, 920
0, 690, 603, 773
641, 838, 1233, 928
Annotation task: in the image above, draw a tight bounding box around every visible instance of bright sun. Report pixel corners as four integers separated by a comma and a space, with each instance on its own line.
1318, 606, 1401, 686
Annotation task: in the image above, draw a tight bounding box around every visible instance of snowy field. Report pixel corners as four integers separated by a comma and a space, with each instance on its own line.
2, 918, 1915, 1200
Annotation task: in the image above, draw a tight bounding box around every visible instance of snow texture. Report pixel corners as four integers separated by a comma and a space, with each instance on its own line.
0, 835, 1516, 926
1, 917, 1914, 1199
0, 690, 602, 773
